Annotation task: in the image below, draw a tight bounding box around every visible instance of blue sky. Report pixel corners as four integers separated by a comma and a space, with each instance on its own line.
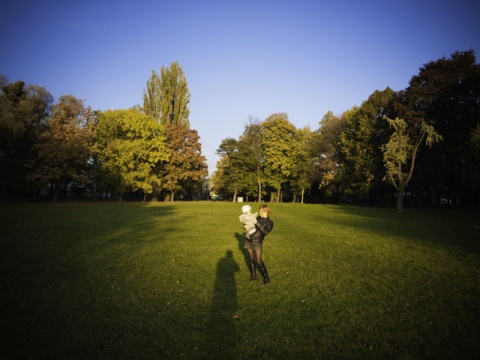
2, 0, 479, 175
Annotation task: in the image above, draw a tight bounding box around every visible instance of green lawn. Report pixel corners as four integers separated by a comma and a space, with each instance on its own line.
1, 201, 479, 359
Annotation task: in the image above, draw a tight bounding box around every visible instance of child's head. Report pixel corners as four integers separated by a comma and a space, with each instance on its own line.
241, 205, 252, 214
259, 204, 271, 217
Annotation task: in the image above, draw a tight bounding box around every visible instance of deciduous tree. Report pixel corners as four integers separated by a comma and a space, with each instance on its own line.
161, 124, 207, 201
395, 50, 480, 205
290, 126, 316, 203
382, 117, 442, 212
262, 113, 297, 202
215, 138, 244, 201
338, 88, 395, 203
96, 108, 169, 201
314, 111, 347, 201
241, 118, 265, 202
28, 95, 93, 202
0, 79, 52, 197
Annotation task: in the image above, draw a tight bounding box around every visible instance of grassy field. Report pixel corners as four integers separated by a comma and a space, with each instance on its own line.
1, 201, 479, 359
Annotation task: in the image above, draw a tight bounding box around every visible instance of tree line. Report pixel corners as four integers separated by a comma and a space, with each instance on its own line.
0, 62, 207, 202
2, 52, 479, 209
212, 50, 480, 211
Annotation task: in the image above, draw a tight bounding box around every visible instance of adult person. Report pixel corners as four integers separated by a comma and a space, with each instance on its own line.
244, 204, 274, 284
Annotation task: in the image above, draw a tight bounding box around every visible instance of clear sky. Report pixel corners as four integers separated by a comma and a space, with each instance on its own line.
2, 0, 479, 175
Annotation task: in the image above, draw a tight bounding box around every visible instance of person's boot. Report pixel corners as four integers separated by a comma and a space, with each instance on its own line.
259, 262, 270, 284
249, 260, 257, 281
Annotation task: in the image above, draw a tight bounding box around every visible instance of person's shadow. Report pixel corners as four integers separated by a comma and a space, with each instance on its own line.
235, 232, 251, 273
206, 250, 240, 358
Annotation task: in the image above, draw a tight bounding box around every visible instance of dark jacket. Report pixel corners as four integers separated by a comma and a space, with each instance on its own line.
249, 216, 274, 244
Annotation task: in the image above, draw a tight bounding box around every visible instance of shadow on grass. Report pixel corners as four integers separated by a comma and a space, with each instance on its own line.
321, 206, 480, 252
235, 232, 251, 272
0, 202, 181, 359
207, 250, 240, 358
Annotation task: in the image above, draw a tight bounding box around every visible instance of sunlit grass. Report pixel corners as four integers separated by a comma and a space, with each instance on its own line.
1, 201, 479, 359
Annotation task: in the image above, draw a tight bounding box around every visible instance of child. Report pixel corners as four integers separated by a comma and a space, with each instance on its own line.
239, 204, 258, 239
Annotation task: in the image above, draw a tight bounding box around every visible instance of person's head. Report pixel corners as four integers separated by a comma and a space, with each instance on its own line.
241, 204, 251, 214
259, 204, 271, 218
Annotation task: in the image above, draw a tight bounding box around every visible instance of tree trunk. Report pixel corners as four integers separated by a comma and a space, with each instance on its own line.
257, 180, 262, 203
397, 182, 406, 213
52, 183, 59, 203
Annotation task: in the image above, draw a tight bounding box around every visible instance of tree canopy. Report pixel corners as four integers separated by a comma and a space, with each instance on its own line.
95, 108, 170, 201
382, 117, 443, 212
212, 50, 479, 207
0, 80, 52, 197
161, 124, 208, 201
395, 50, 480, 206
262, 113, 297, 202
1, 51, 479, 207
143, 61, 190, 127
27, 95, 94, 202
0, 61, 208, 201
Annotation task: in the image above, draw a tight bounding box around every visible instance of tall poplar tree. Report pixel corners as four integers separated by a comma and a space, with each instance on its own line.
143, 62, 190, 127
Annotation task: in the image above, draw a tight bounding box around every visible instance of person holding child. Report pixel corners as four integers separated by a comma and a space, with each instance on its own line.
241, 204, 274, 284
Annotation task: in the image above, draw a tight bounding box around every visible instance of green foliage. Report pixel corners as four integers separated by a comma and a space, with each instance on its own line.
214, 115, 315, 202
143, 62, 190, 127
337, 88, 395, 201
382, 117, 443, 212
143, 70, 161, 121
0, 80, 53, 194
2, 50, 479, 206
27, 95, 94, 201
214, 138, 253, 200
261, 113, 297, 201
317, 110, 349, 195
289, 126, 316, 202
395, 50, 480, 205
215, 51, 478, 208
96, 109, 170, 198
240, 119, 265, 200
1, 202, 479, 359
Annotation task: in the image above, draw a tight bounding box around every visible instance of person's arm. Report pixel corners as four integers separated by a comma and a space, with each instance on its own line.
255, 218, 273, 236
